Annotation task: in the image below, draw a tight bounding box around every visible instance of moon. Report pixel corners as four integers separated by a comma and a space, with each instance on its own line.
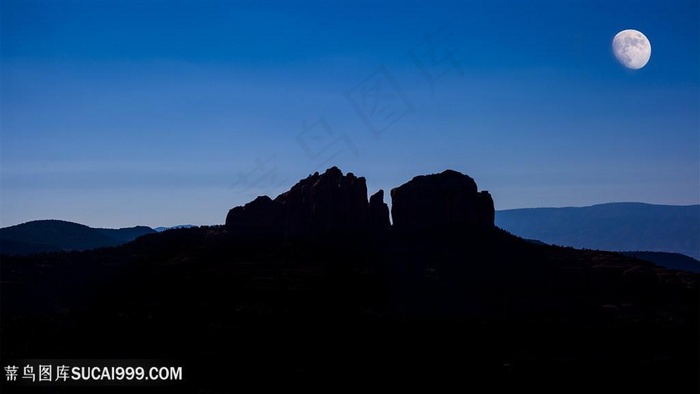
612, 29, 651, 69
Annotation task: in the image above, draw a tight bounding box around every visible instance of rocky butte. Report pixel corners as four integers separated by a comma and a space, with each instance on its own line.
390, 169, 494, 231
226, 166, 495, 237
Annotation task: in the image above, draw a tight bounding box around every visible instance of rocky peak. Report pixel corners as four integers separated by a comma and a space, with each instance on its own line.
227, 167, 370, 237
390, 169, 494, 230
369, 189, 390, 231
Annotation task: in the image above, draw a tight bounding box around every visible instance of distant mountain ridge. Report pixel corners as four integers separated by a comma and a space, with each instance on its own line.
0, 220, 156, 255
153, 224, 196, 232
496, 202, 700, 260
620, 251, 700, 274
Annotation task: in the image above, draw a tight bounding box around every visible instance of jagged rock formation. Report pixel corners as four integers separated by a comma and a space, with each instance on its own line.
278, 166, 369, 235
477, 190, 495, 228
390, 169, 495, 230
369, 190, 390, 231
226, 167, 494, 237
226, 167, 372, 236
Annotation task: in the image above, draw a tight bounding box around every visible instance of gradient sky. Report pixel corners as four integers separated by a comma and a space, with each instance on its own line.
1, 0, 698, 228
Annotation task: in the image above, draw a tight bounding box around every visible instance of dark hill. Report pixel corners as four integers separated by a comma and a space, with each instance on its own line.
1, 169, 697, 392
496, 203, 700, 259
0, 220, 156, 255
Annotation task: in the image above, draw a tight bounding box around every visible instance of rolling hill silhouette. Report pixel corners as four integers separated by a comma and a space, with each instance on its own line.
1, 168, 697, 392
621, 251, 700, 274
0, 220, 156, 255
496, 203, 700, 259
153, 224, 196, 232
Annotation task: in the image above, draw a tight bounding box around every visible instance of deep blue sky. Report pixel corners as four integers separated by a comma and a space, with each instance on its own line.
1, 0, 698, 228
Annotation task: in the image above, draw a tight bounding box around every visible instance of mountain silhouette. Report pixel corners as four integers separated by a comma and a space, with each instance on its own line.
153, 224, 197, 232
621, 251, 700, 274
496, 202, 700, 259
1, 168, 697, 392
0, 219, 156, 255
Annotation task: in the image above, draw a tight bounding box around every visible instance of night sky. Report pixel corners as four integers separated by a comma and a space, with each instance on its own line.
1, 0, 698, 228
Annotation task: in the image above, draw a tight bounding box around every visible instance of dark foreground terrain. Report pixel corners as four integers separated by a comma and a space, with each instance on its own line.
1, 168, 698, 392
